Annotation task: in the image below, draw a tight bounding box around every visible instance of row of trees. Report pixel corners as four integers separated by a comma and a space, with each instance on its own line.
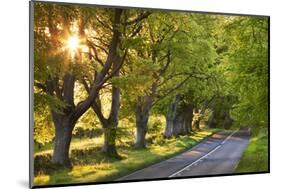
33, 2, 268, 167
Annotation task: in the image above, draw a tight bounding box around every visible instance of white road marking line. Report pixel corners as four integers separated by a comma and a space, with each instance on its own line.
168, 130, 238, 178
221, 130, 239, 145
116, 132, 214, 180
168, 145, 221, 178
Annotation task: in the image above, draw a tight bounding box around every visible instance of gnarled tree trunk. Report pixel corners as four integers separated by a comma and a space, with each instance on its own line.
51, 112, 75, 167
164, 96, 194, 137
135, 96, 152, 148
164, 115, 174, 138
102, 82, 120, 156
164, 95, 180, 138
45, 73, 76, 168
88, 70, 121, 157
135, 120, 148, 148
173, 111, 185, 135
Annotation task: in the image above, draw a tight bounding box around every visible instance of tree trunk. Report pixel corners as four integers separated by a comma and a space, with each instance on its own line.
173, 104, 194, 135
102, 126, 118, 156
173, 112, 185, 135
164, 96, 180, 138
184, 104, 194, 134
45, 73, 76, 168
164, 115, 174, 138
135, 102, 151, 148
135, 122, 148, 148
98, 85, 120, 157
192, 108, 200, 130
102, 51, 121, 156
164, 97, 194, 137
51, 116, 74, 167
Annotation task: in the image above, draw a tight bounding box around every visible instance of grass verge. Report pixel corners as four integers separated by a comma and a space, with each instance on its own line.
235, 128, 269, 173
34, 129, 217, 186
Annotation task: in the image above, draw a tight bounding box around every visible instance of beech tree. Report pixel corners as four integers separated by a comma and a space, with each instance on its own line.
82, 9, 152, 156
34, 3, 127, 166
111, 13, 218, 148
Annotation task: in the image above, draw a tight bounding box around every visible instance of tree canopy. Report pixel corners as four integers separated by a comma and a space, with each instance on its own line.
33, 2, 269, 168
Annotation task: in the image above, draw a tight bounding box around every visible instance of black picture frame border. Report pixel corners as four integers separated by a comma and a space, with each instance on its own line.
29, 0, 270, 188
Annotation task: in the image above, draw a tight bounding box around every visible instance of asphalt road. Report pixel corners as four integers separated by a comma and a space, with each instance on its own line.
117, 129, 250, 181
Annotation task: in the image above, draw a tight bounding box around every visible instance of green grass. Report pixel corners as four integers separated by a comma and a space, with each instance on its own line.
235, 128, 269, 173
34, 129, 216, 186
35, 137, 104, 155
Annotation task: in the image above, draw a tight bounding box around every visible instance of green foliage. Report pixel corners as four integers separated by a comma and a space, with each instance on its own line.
223, 17, 268, 127
34, 107, 54, 145
34, 92, 67, 144
111, 58, 158, 97
75, 109, 100, 131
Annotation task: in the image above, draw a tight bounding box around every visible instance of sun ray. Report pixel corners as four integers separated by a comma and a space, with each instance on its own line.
66, 35, 80, 59
67, 36, 79, 51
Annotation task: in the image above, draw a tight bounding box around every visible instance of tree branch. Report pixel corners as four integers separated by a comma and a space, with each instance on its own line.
90, 37, 109, 49
87, 41, 104, 67
71, 9, 124, 122
81, 78, 107, 126
101, 49, 128, 84
152, 76, 190, 106
96, 15, 113, 31
157, 72, 209, 88
130, 24, 143, 37
157, 49, 171, 77
125, 12, 152, 25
